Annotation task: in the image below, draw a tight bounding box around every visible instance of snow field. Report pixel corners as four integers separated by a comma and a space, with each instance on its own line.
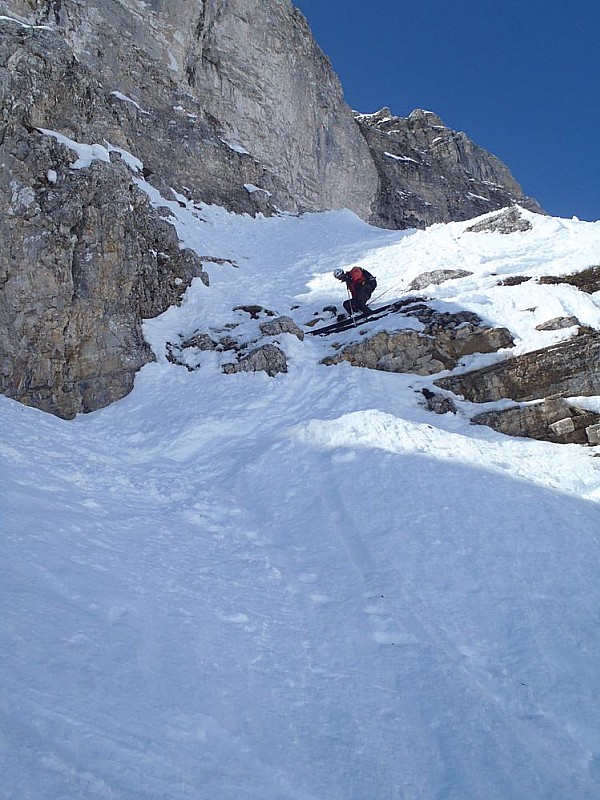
3, 203, 600, 799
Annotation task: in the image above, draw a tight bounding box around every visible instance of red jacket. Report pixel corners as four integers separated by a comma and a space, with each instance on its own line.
345, 267, 366, 298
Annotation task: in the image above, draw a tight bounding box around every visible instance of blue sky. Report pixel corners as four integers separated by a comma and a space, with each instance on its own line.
294, 0, 599, 222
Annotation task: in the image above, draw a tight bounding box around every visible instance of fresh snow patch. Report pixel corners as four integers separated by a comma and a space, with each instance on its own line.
167, 50, 180, 72
38, 128, 111, 169
222, 139, 250, 155
467, 191, 492, 202
0, 14, 52, 29
38, 129, 143, 174
110, 91, 149, 114
244, 183, 272, 196
106, 142, 143, 172
384, 151, 418, 163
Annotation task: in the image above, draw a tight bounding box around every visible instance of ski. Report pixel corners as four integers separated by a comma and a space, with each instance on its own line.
308, 297, 424, 336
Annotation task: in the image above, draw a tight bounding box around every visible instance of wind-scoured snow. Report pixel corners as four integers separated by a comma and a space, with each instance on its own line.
3, 200, 600, 800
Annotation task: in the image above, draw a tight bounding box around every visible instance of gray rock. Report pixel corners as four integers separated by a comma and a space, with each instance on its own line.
166, 330, 242, 369
434, 325, 514, 362
408, 269, 473, 291
586, 424, 600, 446
421, 389, 457, 415
223, 343, 288, 377
473, 399, 600, 445
535, 316, 580, 332
435, 331, 600, 404
322, 321, 513, 376
465, 207, 534, 234
259, 316, 304, 341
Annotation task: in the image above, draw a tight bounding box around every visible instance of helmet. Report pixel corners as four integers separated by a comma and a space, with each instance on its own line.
333, 268, 345, 279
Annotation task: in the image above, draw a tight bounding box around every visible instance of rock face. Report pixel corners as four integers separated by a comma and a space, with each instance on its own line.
1, 132, 208, 418
1, 0, 378, 218
165, 312, 296, 376
434, 331, 600, 403
433, 331, 600, 445
472, 400, 600, 446
0, 0, 544, 418
0, 1, 543, 225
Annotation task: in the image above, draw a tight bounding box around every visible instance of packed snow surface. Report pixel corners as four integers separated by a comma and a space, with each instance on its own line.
3, 201, 600, 800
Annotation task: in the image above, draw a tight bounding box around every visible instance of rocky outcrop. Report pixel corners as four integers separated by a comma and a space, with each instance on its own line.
408, 269, 473, 292
434, 331, 600, 403
421, 388, 457, 416
259, 316, 305, 341
322, 306, 514, 374
1, 132, 207, 418
223, 343, 288, 377
165, 312, 296, 376
538, 266, 600, 294
472, 399, 600, 446
356, 109, 542, 229
431, 331, 600, 445
318, 301, 600, 446
465, 206, 533, 234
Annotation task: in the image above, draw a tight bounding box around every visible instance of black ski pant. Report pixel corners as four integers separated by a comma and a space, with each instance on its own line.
343, 284, 373, 316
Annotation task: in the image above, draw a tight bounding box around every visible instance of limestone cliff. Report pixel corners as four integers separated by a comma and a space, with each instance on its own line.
1, 0, 537, 222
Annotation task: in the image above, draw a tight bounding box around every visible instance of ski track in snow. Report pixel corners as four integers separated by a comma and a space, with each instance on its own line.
3, 203, 600, 799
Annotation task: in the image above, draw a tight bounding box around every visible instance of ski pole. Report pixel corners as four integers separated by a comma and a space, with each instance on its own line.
370, 278, 405, 305
346, 285, 357, 326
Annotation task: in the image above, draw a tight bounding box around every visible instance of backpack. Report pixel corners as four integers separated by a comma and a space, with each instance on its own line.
349, 267, 377, 288
362, 268, 377, 290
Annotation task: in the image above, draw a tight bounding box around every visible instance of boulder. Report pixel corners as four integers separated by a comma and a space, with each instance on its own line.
223, 344, 288, 377
421, 389, 457, 415
259, 316, 305, 341
408, 269, 472, 291
535, 316, 580, 332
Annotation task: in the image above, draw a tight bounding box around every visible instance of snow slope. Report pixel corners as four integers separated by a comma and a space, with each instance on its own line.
3, 201, 600, 800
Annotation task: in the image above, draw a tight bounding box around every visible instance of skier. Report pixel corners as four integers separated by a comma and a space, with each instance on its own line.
333, 266, 377, 317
